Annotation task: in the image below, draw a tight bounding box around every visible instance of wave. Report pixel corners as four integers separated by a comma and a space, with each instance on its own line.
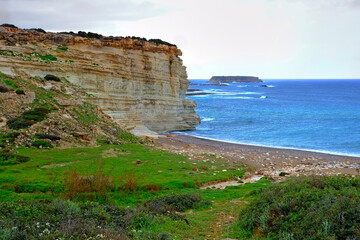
237, 85, 248, 88
260, 96, 267, 99
226, 96, 255, 99
238, 92, 262, 95
201, 117, 214, 122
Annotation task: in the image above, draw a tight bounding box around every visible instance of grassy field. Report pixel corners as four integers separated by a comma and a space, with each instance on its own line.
0, 142, 272, 239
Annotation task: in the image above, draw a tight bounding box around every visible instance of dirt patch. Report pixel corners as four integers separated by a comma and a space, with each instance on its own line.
42, 161, 76, 169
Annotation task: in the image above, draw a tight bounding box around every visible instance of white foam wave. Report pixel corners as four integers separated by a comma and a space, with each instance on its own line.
267, 85, 275, 87
201, 117, 214, 122
226, 96, 255, 99
237, 85, 248, 88
238, 92, 262, 95
260, 96, 267, 99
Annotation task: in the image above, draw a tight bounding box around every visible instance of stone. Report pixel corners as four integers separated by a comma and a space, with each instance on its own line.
0, 27, 200, 136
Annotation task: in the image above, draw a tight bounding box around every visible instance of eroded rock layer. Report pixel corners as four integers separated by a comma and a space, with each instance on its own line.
0, 27, 200, 132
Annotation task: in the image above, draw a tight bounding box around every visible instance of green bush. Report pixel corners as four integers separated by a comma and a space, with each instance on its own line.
236, 176, 360, 240
22, 107, 50, 122
0, 193, 207, 239
145, 193, 211, 213
15, 89, 25, 95
6, 118, 31, 130
32, 52, 57, 61
44, 74, 61, 82
35, 133, 61, 141
57, 45, 68, 51
32, 140, 54, 148
0, 152, 30, 166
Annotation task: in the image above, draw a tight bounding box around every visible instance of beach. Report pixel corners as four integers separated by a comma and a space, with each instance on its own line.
157, 134, 360, 181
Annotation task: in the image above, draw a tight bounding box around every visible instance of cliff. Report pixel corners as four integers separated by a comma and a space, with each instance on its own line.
208, 76, 262, 83
0, 27, 200, 135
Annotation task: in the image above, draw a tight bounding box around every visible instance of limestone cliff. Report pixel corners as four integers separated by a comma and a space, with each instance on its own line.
208, 76, 262, 83
0, 27, 200, 134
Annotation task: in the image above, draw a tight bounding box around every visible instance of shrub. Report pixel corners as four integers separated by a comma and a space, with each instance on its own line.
22, 107, 50, 122
145, 183, 161, 192
145, 193, 211, 213
236, 175, 360, 239
15, 89, 25, 95
64, 168, 114, 200
149, 38, 176, 47
32, 52, 57, 61
32, 140, 53, 148
29, 28, 46, 33
44, 74, 61, 82
0, 23, 18, 28
57, 45, 68, 51
120, 172, 139, 192
6, 118, 31, 130
0, 152, 30, 166
0, 85, 9, 92
35, 133, 61, 141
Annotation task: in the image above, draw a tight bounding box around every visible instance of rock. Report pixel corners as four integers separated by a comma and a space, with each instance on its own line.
73, 132, 89, 141
0, 27, 200, 133
166, 134, 179, 137
56, 99, 81, 107
208, 76, 262, 83
193, 167, 198, 172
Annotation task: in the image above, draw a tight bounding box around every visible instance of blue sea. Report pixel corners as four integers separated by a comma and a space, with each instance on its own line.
184, 79, 360, 157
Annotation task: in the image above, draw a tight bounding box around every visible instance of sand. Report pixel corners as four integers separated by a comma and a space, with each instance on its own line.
156, 134, 360, 181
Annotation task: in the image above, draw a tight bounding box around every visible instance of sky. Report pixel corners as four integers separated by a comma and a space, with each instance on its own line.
1, 0, 360, 79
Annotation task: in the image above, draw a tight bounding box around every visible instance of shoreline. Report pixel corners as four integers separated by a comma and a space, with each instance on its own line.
172, 133, 360, 159
157, 134, 360, 180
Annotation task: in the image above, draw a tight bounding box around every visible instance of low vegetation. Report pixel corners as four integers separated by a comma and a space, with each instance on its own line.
44, 74, 61, 82
235, 175, 360, 239
7, 107, 52, 130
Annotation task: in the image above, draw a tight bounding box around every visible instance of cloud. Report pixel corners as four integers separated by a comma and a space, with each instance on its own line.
282, 0, 360, 9
0, 0, 170, 31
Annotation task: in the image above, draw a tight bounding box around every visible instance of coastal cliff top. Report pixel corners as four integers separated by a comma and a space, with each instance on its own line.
208, 76, 262, 83
0, 25, 182, 56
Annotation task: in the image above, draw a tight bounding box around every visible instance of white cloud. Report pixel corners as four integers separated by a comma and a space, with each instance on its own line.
0, 0, 171, 31
0, 0, 359, 78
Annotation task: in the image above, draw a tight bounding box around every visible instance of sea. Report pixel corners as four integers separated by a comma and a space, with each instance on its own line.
182, 79, 360, 157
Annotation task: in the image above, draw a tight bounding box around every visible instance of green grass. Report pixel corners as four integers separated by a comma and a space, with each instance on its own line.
0, 141, 268, 239
0, 144, 243, 198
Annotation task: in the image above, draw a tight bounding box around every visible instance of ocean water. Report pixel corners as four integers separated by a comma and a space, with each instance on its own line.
184, 79, 360, 157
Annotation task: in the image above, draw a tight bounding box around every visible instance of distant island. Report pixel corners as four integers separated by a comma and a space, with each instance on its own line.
208, 76, 262, 83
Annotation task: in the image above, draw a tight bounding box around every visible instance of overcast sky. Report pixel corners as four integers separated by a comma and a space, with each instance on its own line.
1, 0, 360, 79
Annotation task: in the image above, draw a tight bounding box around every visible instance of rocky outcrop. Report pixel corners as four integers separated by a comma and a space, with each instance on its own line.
208, 76, 262, 83
0, 27, 200, 134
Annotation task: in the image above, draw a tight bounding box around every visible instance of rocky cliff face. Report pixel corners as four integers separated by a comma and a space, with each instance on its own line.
0, 27, 199, 134
208, 76, 262, 83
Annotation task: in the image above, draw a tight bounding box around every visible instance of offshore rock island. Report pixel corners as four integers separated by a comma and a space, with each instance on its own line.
0, 26, 200, 135
208, 76, 262, 83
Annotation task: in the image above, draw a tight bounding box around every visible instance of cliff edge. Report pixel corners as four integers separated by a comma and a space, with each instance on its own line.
0, 26, 200, 135
208, 76, 262, 83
